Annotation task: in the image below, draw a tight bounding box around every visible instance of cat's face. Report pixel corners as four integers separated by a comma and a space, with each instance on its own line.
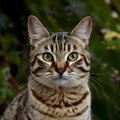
28, 15, 92, 88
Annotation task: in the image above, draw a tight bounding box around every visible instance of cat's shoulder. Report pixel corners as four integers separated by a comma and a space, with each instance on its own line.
12, 88, 28, 104
2, 89, 28, 120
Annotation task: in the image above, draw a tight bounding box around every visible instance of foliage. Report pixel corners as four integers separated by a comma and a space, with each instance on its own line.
0, 0, 120, 119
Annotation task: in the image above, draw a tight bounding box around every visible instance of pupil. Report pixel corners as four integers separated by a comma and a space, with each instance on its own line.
71, 54, 75, 59
72, 54, 75, 58
47, 54, 50, 59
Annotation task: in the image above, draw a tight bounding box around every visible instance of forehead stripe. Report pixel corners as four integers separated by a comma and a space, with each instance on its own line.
50, 44, 54, 52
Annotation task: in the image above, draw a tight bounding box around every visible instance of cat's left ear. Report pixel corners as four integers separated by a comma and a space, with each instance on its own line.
71, 16, 92, 46
28, 15, 50, 46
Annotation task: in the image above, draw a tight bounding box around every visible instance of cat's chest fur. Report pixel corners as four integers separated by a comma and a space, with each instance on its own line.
24, 82, 91, 120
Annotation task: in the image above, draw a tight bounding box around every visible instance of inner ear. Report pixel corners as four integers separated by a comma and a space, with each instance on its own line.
28, 15, 50, 46
71, 16, 92, 46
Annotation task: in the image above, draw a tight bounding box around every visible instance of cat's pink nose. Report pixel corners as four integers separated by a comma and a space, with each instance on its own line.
56, 68, 65, 76
54, 62, 67, 76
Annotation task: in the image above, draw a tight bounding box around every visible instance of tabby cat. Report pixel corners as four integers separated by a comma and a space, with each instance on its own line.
1, 15, 92, 120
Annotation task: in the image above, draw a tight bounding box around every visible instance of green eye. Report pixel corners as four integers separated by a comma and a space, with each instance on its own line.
68, 52, 78, 61
42, 53, 53, 62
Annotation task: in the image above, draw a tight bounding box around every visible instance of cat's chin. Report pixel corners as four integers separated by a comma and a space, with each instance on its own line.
53, 77, 70, 86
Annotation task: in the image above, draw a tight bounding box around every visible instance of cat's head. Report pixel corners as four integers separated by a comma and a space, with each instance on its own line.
28, 15, 92, 88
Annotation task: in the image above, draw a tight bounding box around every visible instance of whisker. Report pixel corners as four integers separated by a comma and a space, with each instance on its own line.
90, 73, 111, 87
89, 81, 100, 100
90, 76, 105, 92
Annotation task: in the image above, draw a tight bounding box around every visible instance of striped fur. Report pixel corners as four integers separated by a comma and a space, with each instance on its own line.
2, 15, 92, 120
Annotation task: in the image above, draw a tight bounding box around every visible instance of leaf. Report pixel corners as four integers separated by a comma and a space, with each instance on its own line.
104, 30, 120, 41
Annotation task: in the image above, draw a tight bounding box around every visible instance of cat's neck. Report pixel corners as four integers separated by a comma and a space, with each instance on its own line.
28, 75, 90, 108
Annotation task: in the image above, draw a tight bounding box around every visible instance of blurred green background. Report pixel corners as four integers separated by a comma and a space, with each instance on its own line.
0, 0, 120, 119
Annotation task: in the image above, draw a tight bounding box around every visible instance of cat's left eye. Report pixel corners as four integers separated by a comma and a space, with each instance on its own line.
42, 53, 53, 62
68, 52, 78, 61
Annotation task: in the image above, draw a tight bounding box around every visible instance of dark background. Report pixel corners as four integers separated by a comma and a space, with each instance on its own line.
0, 0, 120, 120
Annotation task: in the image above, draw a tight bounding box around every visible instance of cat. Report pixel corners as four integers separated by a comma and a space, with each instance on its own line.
1, 15, 92, 120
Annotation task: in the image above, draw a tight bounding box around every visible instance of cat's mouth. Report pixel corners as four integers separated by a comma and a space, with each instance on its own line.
53, 76, 70, 86
54, 76, 67, 81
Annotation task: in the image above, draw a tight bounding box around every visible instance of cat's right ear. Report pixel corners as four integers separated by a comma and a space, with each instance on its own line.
28, 15, 50, 46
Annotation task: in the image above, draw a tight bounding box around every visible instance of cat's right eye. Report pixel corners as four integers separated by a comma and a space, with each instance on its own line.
42, 53, 53, 62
